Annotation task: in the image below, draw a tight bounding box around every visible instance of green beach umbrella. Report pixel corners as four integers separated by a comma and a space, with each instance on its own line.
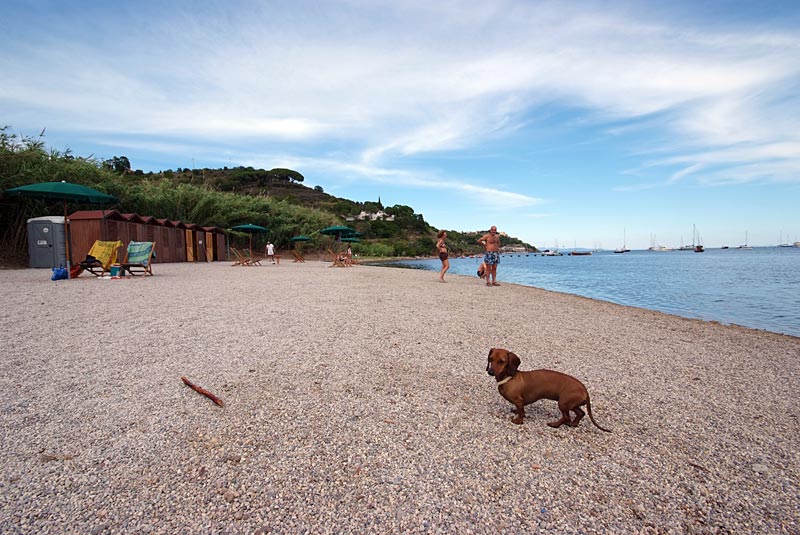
320, 225, 356, 241
5, 181, 118, 278
289, 235, 312, 249
5, 181, 118, 204
230, 223, 268, 233
230, 223, 268, 256
340, 237, 360, 243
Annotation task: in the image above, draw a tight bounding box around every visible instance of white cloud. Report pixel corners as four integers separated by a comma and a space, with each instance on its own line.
2, 0, 799, 195
239, 152, 544, 210
668, 163, 705, 184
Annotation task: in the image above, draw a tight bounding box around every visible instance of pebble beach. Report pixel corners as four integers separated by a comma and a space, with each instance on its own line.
1, 260, 798, 534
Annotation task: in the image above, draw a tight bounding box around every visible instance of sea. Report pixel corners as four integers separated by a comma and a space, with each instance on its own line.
390, 247, 800, 338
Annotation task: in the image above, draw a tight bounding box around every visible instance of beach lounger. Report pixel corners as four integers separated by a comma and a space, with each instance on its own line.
327, 248, 346, 268
79, 240, 123, 277
292, 250, 306, 263
120, 241, 156, 276
231, 248, 250, 266
231, 247, 261, 266
244, 249, 262, 266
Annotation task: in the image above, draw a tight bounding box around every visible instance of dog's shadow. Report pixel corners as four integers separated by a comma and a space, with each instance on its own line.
490, 399, 553, 421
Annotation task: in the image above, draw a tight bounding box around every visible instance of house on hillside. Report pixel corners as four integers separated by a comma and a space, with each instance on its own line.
345, 210, 395, 222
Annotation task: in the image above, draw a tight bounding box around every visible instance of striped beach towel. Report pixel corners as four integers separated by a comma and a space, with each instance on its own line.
126, 241, 155, 265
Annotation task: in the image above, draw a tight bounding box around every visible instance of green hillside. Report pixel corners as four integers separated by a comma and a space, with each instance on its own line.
0, 127, 535, 264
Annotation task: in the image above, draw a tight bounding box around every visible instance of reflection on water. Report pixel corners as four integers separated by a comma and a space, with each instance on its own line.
392, 248, 800, 337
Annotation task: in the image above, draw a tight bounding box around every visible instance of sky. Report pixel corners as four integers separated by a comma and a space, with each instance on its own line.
2, 0, 799, 250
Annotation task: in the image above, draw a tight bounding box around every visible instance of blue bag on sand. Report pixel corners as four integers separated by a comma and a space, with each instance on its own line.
51, 265, 68, 281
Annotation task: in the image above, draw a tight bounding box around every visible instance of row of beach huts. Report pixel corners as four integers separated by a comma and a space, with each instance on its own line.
69, 209, 228, 263
28, 210, 229, 268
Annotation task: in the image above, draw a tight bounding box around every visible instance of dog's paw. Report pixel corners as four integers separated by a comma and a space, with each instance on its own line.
512, 416, 523, 425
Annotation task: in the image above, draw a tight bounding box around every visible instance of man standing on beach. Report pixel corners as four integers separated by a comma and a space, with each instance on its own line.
477, 226, 501, 286
266, 242, 275, 264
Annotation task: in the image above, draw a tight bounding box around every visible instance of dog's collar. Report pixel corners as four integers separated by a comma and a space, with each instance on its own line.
496, 376, 512, 386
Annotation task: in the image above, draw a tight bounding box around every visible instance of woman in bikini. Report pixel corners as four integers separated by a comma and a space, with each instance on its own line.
436, 230, 449, 282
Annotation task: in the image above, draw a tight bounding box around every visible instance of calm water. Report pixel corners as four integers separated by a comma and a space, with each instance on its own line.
393, 247, 800, 337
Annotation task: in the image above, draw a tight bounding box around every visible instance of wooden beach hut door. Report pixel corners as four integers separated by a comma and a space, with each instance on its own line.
205, 232, 214, 262
185, 229, 195, 262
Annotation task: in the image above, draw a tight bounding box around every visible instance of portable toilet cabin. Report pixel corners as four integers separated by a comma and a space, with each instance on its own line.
26, 216, 67, 268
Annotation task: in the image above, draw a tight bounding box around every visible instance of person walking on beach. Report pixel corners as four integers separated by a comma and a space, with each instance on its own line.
477, 226, 501, 286
344, 244, 353, 267
266, 242, 275, 264
436, 230, 449, 282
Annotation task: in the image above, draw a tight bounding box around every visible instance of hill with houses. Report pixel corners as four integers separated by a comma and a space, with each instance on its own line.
0, 128, 535, 262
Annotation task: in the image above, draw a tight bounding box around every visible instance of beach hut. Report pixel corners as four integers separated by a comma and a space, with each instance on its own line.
170, 221, 191, 262
68, 210, 128, 263
120, 213, 152, 245
153, 219, 186, 263
190, 224, 208, 262
214, 229, 227, 261
201, 226, 226, 261
181, 222, 205, 262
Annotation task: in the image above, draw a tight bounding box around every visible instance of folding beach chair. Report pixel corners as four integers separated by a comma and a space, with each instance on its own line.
79, 240, 123, 277
120, 241, 156, 276
292, 250, 306, 263
327, 248, 346, 268
231, 247, 261, 266
231, 248, 250, 266
244, 249, 262, 266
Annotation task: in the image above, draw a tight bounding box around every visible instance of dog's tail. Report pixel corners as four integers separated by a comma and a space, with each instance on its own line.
586, 399, 612, 433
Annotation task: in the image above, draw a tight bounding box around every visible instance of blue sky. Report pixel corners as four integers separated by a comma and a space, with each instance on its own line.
2, 0, 799, 249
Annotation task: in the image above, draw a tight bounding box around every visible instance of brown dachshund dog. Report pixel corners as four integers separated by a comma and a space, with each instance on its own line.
486, 348, 611, 432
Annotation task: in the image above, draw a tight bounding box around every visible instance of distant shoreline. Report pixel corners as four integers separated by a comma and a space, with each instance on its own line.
384, 250, 800, 339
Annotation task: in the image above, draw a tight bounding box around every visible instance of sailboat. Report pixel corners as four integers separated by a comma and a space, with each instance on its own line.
648, 234, 672, 251
677, 236, 693, 251
778, 231, 792, 247
570, 240, 592, 255
738, 232, 752, 250
542, 239, 563, 256
693, 225, 704, 252
614, 229, 630, 253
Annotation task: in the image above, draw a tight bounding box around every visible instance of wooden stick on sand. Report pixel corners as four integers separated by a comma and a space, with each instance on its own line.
181, 376, 224, 407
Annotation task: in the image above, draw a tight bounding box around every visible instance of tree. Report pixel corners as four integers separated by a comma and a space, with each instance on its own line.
269, 168, 304, 183
103, 155, 131, 174
363, 201, 381, 213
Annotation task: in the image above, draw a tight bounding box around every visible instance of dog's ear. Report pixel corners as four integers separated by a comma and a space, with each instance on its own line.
486, 348, 494, 371
507, 352, 521, 375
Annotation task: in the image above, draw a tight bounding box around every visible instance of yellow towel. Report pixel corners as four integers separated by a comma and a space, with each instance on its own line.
87, 240, 123, 270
